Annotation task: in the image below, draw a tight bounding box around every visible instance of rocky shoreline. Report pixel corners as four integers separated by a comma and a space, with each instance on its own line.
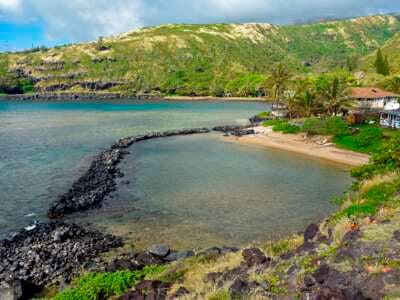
0, 222, 122, 296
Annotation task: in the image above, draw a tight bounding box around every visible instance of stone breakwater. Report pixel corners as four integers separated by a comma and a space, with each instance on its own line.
0, 222, 122, 288
48, 128, 210, 219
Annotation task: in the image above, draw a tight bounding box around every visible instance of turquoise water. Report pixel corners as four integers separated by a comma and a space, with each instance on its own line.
0, 100, 351, 249
0, 100, 268, 234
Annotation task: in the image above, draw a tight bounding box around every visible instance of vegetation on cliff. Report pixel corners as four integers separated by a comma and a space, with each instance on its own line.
1, 15, 400, 97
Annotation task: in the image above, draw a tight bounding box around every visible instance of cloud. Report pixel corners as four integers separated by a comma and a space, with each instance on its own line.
0, 0, 400, 44
0, 0, 21, 11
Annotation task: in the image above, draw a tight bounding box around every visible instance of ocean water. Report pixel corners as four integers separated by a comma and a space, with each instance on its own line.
69, 133, 350, 250
0, 99, 351, 249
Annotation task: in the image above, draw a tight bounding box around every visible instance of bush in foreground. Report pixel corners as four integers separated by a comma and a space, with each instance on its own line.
53, 265, 165, 300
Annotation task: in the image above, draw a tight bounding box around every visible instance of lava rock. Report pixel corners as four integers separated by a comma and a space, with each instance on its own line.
118, 280, 170, 300
313, 264, 330, 284
304, 224, 319, 242
170, 286, 190, 298
0, 222, 122, 287
304, 275, 317, 287
135, 252, 164, 266
164, 250, 194, 262
148, 245, 170, 258
196, 246, 221, 257
242, 248, 270, 267
229, 279, 251, 297
106, 258, 141, 272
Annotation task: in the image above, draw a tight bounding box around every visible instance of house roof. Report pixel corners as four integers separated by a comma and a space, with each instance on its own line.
347, 87, 399, 99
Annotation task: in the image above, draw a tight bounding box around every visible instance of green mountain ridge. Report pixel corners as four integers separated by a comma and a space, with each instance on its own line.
1, 15, 400, 96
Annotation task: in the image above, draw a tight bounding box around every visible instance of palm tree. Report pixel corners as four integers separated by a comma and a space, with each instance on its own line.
266, 62, 292, 105
320, 77, 354, 115
295, 88, 317, 117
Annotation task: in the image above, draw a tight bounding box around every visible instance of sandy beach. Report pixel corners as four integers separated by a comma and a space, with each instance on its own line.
163, 95, 269, 102
226, 128, 370, 167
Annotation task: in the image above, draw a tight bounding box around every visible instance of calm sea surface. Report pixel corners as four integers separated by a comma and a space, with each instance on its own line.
0, 99, 351, 249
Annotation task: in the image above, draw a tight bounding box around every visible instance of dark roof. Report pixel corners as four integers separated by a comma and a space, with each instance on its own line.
347, 87, 399, 99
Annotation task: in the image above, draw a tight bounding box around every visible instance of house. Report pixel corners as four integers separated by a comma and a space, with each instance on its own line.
380, 109, 400, 129
271, 103, 289, 117
347, 87, 399, 111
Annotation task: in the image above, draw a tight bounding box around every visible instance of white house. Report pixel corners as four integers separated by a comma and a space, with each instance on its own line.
347, 87, 399, 111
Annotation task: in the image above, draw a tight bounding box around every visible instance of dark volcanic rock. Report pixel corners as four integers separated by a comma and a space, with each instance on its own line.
164, 250, 194, 262
229, 278, 253, 297
135, 252, 164, 266
249, 115, 271, 125
304, 223, 319, 242
230, 128, 256, 136
170, 286, 190, 298
148, 244, 170, 258
0, 222, 122, 287
47, 128, 210, 218
212, 124, 252, 133
196, 246, 222, 257
105, 258, 141, 273
117, 280, 170, 300
242, 248, 270, 267
313, 264, 331, 284
393, 230, 400, 241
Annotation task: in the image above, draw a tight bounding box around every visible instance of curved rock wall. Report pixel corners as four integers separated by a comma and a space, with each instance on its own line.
48, 128, 210, 218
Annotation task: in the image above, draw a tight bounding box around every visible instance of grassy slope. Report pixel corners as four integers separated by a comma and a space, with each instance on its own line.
360, 31, 400, 75
3, 15, 400, 96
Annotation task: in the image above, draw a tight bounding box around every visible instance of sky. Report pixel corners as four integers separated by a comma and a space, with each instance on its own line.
0, 0, 400, 51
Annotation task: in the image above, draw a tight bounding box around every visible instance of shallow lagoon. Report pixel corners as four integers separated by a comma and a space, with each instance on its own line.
0, 100, 350, 249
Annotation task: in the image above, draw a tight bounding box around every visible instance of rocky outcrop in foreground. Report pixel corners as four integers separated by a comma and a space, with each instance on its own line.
48, 128, 210, 218
0, 222, 122, 288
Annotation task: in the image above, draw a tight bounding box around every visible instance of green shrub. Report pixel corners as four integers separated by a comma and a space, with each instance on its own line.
302, 117, 348, 136
256, 111, 271, 118
262, 119, 287, 127
352, 136, 400, 180
273, 122, 301, 134
339, 181, 398, 218
324, 117, 349, 136
335, 127, 383, 153
302, 118, 325, 135
53, 265, 165, 300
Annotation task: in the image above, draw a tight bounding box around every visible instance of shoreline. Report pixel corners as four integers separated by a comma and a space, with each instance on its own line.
226, 130, 370, 167
0, 93, 269, 102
